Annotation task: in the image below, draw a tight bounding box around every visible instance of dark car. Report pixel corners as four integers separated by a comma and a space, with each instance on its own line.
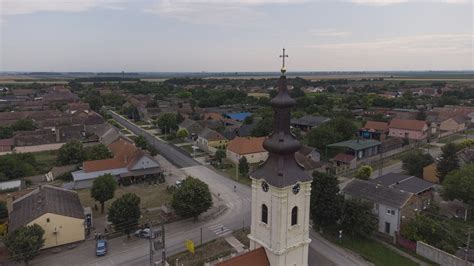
96, 239, 107, 256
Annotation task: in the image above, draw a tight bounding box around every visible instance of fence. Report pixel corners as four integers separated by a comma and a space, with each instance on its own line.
416, 241, 473, 266
395, 233, 416, 251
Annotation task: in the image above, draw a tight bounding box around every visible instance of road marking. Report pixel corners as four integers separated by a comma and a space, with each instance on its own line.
208, 224, 232, 236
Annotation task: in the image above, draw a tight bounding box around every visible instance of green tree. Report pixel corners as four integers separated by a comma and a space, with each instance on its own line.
91, 174, 117, 214
5, 224, 45, 265
251, 117, 274, 137
310, 172, 343, 228
57, 140, 85, 165
401, 149, 433, 177
238, 156, 249, 177
340, 199, 377, 237
441, 164, 474, 208
176, 128, 189, 139
171, 177, 213, 219
214, 149, 226, 164
307, 117, 357, 150
355, 165, 373, 180
437, 143, 460, 183
148, 145, 158, 156
0, 127, 13, 139
0, 201, 8, 219
156, 113, 178, 134
108, 193, 141, 238
243, 115, 254, 125
11, 119, 36, 131
134, 135, 148, 150
85, 144, 112, 161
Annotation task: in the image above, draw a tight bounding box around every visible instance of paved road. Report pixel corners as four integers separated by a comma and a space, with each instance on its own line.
108, 110, 199, 168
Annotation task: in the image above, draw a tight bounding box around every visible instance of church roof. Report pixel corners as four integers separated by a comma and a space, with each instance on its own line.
251, 74, 311, 188
216, 247, 269, 266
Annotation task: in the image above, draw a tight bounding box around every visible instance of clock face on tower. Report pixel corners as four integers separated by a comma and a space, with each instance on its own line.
292, 183, 300, 194
262, 181, 269, 192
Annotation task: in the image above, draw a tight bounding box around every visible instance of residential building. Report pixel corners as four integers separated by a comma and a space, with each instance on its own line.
0, 138, 13, 153
8, 185, 86, 249
290, 115, 330, 132
71, 138, 162, 189
388, 118, 428, 140
342, 178, 422, 237
295, 146, 324, 174
0, 180, 24, 192
178, 118, 204, 137
439, 116, 467, 134
371, 173, 434, 205
330, 153, 357, 173
226, 137, 268, 165
196, 128, 228, 154
359, 121, 389, 140
328, 138, 381, 160
224, 112, 252, 122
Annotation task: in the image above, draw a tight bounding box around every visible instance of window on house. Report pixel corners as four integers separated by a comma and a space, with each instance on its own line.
46, 218, 50, 223
386, 209, 395, 216
261, 204, 268, 224
291, 206, 298, 226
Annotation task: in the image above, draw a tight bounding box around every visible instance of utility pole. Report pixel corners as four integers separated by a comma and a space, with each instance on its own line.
466, 229, 471, 266
148, 219, 154, 266
200, 227, 203, 246
161, 222, 166, 266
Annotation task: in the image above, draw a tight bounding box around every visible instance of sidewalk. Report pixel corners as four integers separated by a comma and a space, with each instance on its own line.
225, 236, 245, 253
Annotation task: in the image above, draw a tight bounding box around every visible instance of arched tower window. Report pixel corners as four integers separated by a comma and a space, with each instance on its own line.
262, 204, 268, 224
291, 206, 298, 226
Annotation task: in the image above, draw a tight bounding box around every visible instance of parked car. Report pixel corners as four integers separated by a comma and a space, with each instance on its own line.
175, 180, 182, 187
135, 228, 154, 239
96, 240, 107, 256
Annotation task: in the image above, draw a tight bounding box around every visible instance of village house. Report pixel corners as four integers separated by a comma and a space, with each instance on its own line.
71, 137, 162, 189
439, 116, 468, 135
226, 136, 268, 165
0, 138, 13, 153
290, 115, 330, 132
178, 118, 204, 138
196, 128, 228, 154
388, 118, 428, 141
8, 185, 86, 249
424, 147, 474, 184
294, 145, 324, 174
342, 178, 424, 237
359, 120, 389, 140
329, 138, 381, 160
371, 173, 434, 205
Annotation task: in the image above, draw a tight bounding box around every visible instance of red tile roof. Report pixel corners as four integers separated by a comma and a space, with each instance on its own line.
227, 137, 266, 155
389, 118, 427, 131
332, 153, 356, 163
363, 121, 389, 132
216, 247, 269, 266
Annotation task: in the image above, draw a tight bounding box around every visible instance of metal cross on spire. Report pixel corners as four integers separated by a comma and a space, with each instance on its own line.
279, 48, 288, 74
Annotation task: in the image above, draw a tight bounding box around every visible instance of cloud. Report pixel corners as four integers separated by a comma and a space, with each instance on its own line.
0, 0, 125, 16
308, 28, 351, 37
307, 33, 473, 55
144, 0, 306, 26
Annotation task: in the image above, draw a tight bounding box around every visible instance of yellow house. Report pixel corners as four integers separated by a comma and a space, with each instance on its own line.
8, 185, 85, 249
197, 127, 228, 155
423, 163, 439, 184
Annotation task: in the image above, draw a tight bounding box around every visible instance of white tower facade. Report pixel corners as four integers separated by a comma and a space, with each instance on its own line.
248, 58, 313, 266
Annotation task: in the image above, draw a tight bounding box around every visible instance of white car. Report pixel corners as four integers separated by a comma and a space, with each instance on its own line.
135, 228, 153, 239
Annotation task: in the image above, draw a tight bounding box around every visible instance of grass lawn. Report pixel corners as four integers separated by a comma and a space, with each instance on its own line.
438, 134, 464, 144
323, 231, 418, 266
218, 164, 252, 186
77, 183, 172, 218
233, 228, 250, 248
120, 129, 132, 134
134, 120, 150, 126
33, 150, 59, 175
166, 237, 233, 266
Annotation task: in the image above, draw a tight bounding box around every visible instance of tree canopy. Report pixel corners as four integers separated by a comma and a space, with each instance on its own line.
436, 143, 460, 183
340, 199, 377, 237
310, 172, 343, 227
238, 156, 249, 177
108, 193, 141, 238
5, 224, 45, 265
171, 177, 213, 219
355, 165, 373, 180
401, 149, 433, 177
307, 117, 357, 150
91, 174, 117, 214
441, 164, 474, 208
57, 140, 85, 165
85, 144, 113, 161
134, 135, 148, 150
0, 153, 38, 180
156, 113, 178, 134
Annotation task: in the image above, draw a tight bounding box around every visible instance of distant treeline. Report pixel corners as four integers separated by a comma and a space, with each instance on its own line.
71, 77, 140, 82
164, 77, 349, 88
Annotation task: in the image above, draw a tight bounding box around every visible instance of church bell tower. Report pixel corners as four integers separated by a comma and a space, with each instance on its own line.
248, 49, 312, 266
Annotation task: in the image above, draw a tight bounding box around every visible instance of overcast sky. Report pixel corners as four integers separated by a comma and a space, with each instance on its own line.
0, 0, 473, 72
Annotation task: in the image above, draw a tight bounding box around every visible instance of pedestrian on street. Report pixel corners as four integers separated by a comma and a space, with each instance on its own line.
338, 230, 343, 242
94, 232, 97, 240
98, 232, 102, 240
